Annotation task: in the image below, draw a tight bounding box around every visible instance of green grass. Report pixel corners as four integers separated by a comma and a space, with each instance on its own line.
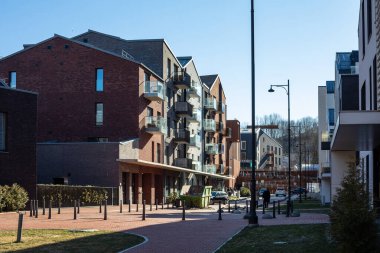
267, 199, 331, 215
0, 229, 144, 253
217, 224, 336, 253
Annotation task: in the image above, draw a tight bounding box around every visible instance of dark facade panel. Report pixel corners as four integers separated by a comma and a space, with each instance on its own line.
341, 74, 359, 111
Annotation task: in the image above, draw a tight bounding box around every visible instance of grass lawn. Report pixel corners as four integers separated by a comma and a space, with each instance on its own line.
0, 229, 144, 253
266, 199, 331, 215
216, 224, 336, 253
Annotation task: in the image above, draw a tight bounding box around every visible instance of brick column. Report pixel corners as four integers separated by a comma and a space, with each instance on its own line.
151, 173, 155, 204
138, 172, 143, 204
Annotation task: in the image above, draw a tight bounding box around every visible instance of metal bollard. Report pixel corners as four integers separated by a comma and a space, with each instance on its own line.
155, 198, 158, 210
33, 200, 36, 217
142, 200, 146, 221
29, 200, 33, 217
42, 198, 45, 215
150, 201, 152, 211
162, 197, 164, 210
128, 200, 131, 213
218, 201, 222, 220
263, 201, 265, 214
278, 200, 281, 215
228, 200, 231, 213
246, 199, 248, 213
136, 202, 139, 212
120, 200, 123, 213
182, 200, 185, 221
77, 200, 80, 214
272, 201, 276, 218
35, 200, 38, 218
74, 200, 77, 220
99, 201, 102, 213
48, 200, 52, 219
16, 213, 24, 243
58, 201, 61, 214
104, 200, 107, 220
234, 199, 237, 210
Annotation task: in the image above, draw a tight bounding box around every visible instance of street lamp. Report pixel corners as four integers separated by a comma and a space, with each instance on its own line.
268, 79, 291, 217
292, 125, 302, 203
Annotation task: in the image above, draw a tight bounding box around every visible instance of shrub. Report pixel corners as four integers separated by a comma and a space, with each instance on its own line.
180, 195, 202, 208
0, 184, 29, 212
330, 162, 377, 253
167, 192, 179, 204
240, 186, 251, 197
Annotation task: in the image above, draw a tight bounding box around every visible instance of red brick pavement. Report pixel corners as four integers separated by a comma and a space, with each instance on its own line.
0, 204, 329, 253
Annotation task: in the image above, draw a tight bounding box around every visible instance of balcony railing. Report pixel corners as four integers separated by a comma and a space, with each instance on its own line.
143, 81, 165, 101
188, 81, 201, 98
204, 119, 216, 132
144, 116, 167, 135
175, 101, 193, 117
173, 71, 191, 89
216, 164, 225, 174
224, 127, 232, 138
174, 158, 193, 169
204, 97, 217, 111
217, 101, 226, 113
205, 143, 219, 155
205, 164, 216, 174
192, 161, 202, 171
188, 108, 201, 123
216, 121, 225, 133
189, 134, 201, 148
173, 129, 190, 144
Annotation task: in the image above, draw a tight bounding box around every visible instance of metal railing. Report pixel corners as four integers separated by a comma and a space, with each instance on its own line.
205, 164, 216, 174
144, 81, 165, 101
145, 116, 167, 134
204, 119, 216, 132
204, 97, 217, 110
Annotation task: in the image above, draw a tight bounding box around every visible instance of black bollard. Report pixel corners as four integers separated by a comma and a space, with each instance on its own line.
228, 200, 231, 213
42, 198, 45, 215
272, 201, 276, 218
263, 201, 265, 214
99, 201, 102, 213
33, 200, 36, 217
29, 200, 33, 217
128, 199, 131, 213
218, 201, 222, 220
278, 200, 281, 215
182, 200, 185, 221
234, 199, 237, 210
142, 200, 146, 221
35, 200, 38, 218
104, 200, 107, 220
155, 198, 158, 210
74, 200, 77, 220
136, 202, 139, 212
150, 201, 152, 211
246, 199, 248, 213
120, 200, 123, 213
16, 213, 24, 243
48, 200, 52, 219
77, 200, 80, 214
58, 201, 61, 214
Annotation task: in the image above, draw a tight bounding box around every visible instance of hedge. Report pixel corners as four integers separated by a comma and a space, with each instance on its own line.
179, 195, 203, 208
0, 184, 29, 212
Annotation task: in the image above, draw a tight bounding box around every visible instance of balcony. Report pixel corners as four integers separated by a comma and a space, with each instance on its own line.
321, 162, 331, 178
173, 129, 190, 144
216, 164, 225, 174
205, 164, 216, 174
143, 81, 165, 101
188, 81, 201, 98
224, 127, 232, 138
205, 143, 219, 155
204, 119, 216, 132
173, 71, 191, 89
216, 121, 225, 133
188, 109, 201, 123
217, 101, 226, 113
189, 134, 201, 148
204, 97, 217, 111
175, 101, 193, 117
144, 116, 167, 135
174, 158, 193, 169
217, 143, 225, 154
192, 161, 202, 171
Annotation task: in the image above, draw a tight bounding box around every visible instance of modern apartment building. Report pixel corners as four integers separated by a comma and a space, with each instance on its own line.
225, 120, 240, 188
0, 82, 37, 199
318, 0, 380, 210
0, 30, 233, 204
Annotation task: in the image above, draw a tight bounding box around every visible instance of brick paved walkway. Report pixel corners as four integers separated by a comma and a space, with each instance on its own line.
0, 204, 329, 253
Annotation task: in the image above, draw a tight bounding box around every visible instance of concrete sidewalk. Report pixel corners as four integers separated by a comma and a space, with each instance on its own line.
0, 204, 329, 253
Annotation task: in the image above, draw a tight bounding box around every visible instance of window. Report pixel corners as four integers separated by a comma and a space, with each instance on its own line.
147, 107, 153, 117
0, 113, 6, 151
275, 147, 277, 155
157, 143, 161, 163
9, 72, 16, 88
96, 68, 103, 92
167, 58, 171, 79
328, 109, 334, 126
279, 158, 281, 165
361, 82, 366, 110
241, 152, 246, 160
241, 141, 246, 150
361, 0, 365, 56
326, 81, 335, 93
374, 56, 378, 110
144, 72, 150, 82
367, 0, 372, 40
96, 103, 103, 126
369, 67, 372, 110
279, 148, 281, 156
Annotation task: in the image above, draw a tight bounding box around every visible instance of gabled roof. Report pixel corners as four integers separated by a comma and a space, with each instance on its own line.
200, 74, 219, 89
177, 56, 192, 67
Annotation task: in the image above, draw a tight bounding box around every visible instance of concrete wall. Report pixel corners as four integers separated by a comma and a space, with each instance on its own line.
331, 151, 355, 197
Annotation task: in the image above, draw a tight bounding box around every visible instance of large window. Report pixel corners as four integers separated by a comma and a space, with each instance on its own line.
374, 56, 378, 110
361, 82, 366, 110
328, 109, 335, 126
367, 0, 372, 40
362, 0, 366, 56
326, 81, 335, 93
167, 58, 171, 79
96, 103, 103, 126
96, 68, 103, 92
9, 72, 16, 88
0, 113, 6, 151
241, 141, 246, 150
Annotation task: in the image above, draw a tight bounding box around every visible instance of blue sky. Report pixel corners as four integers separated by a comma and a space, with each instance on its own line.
0, 0, 359, 124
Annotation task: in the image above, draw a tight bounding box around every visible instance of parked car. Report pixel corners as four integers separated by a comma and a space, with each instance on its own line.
275, 187, 286, 197
258, 188, 267, 197
291, 187, 308, 195
210, 191, 228, 204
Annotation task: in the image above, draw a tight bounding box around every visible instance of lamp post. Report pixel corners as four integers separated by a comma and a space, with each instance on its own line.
292, 125, 302, 203
268, 80, 291, 217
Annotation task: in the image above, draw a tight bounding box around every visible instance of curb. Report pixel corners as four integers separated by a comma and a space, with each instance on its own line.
117, 231, 149, 253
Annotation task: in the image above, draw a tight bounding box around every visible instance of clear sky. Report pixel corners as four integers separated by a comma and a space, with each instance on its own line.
0, 0, 359, 123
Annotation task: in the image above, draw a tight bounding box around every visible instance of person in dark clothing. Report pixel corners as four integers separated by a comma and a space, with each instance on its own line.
263, 189, 271, 208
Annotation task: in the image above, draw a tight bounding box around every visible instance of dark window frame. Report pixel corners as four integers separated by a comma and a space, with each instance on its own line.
96, 68, 104, 92
95, 103, 104, 126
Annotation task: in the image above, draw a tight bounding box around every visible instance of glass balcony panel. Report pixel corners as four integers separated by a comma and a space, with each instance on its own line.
205, 165, 216, 174
145, 116, 167, 135
204, 97, 217, 110
173, 71, 191, 89
204, 119, 216, 132
144, 81, 165, 101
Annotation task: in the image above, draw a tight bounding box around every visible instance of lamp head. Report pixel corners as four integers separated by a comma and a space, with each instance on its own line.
268, 86, 275, 93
